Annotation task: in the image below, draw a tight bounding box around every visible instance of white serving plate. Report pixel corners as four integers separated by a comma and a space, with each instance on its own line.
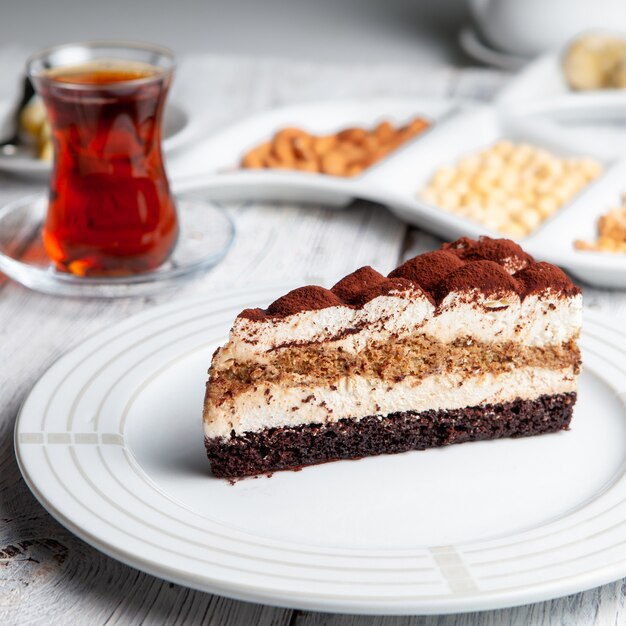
171, 99, 626, 289
501, 92, 626, 162
497, 52, 570, 106
497, 49, 626, 108
525, 158, 626, 287
15, 287, 626, 614
169, 96, 467, 206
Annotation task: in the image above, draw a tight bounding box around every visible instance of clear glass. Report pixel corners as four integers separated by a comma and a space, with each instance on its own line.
28, 41, 179, 277
0, 193, 234, 298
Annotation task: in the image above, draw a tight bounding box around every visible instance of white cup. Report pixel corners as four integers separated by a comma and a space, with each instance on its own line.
469, 0, 626, 57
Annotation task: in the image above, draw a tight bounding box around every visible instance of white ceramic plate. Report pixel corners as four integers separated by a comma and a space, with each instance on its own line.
171, 101, 626, 289
15, 287, 626, 614
0, 99, 190, 179
168, 96, 467, 207
497, 52, 569, 106
502, 93, 626, 163
497, 50, 626, 107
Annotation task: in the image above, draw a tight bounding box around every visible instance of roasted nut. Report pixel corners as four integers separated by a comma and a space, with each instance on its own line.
575, 196, 626, 253
563, 33, 626, 91
271, 135, 296, 164
20, 97, 47, 137
347, 163, 365, 177
292, 136, 315, 161
274, 127, 310, 142
38, 120, 51, 142
39, 140, 53, 161
336, 142, 368, 163
402, 117, 429, 138
321, 151, 349, 176
611, 58, 626, 88
337, 127, 367, 143
312, 135, 337, 156
361, 135, 379, 152
374, 121, 394, 143
241, 142, 271, 169
294, 159, 319, 173
240, 116, 430, 176
19, 97, 55, 162
265, 155, 293, 169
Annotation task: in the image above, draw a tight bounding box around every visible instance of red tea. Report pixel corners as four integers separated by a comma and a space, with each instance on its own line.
35, 60, 178, 276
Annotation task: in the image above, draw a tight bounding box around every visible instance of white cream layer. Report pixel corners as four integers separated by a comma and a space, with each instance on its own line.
204, 366, 577, 439
213, 289, 582, 367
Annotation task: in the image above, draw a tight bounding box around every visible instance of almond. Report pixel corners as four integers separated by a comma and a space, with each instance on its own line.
312, 135, 337, 156
271, 136, 296, 164
241, 142, 271, 168
274, 127, 310, 142
321, 151, 348, 176
240, 116, 430, 177
337, 127, 367, 143
374, 121, 394, 143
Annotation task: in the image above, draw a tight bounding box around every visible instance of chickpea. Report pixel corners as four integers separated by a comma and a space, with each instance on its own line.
420, 141, 602, 239
575, 198, 626, 254
499, 221, 529, 238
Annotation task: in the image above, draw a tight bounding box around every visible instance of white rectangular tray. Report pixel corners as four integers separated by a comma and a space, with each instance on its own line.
171, 97, 626, 289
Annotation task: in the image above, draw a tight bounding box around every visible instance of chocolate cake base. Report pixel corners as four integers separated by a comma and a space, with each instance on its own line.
204, 393, 576, 478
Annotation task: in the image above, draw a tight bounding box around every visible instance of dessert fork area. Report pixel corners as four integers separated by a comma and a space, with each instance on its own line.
2, 52, 626, 626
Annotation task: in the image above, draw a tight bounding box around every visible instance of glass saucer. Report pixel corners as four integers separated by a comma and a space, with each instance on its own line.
0, 193, 235, 298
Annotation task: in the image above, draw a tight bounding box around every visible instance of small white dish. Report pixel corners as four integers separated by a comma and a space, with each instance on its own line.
168, 96, 469, 211
459, 26, 530, 71
8, 97, 626, 291
171, 100, 626, 289
359, 106, 626, 289
15, 288, 626, 614
0, 99, 190, 180
524, 159, 626, 288
497, 52, 570, 106
502, 92, 626, 162
496, 48, 626, 108
167, 96, 466, 190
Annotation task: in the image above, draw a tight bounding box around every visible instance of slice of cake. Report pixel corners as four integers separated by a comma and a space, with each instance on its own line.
204, 237, 582, 478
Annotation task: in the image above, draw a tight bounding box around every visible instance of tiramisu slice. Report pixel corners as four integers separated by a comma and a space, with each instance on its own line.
204, 237, 582, 478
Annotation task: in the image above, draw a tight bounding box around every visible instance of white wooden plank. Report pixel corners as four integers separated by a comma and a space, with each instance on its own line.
192, 199, 408, 292
0, 50, 623, 626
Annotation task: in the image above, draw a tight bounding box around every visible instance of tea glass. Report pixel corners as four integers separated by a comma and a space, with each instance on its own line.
28, 41, 178, 276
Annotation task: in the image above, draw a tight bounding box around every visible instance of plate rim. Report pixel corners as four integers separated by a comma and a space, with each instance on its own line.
13, 289, 626, 614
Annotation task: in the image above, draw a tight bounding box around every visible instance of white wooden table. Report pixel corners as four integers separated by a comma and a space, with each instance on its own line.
1, 54, 625, 625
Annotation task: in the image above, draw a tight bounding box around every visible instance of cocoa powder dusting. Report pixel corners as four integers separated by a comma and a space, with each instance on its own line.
267, 285, 344, 317
331, 266, 386, 303
239, 308, 268, 321
236, 237, 578, 320
443, 236, 533, 270
345, 277, 428, 307
389, 250, 464, 291
432, 260, 518, 304
514, 262, 581, 298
